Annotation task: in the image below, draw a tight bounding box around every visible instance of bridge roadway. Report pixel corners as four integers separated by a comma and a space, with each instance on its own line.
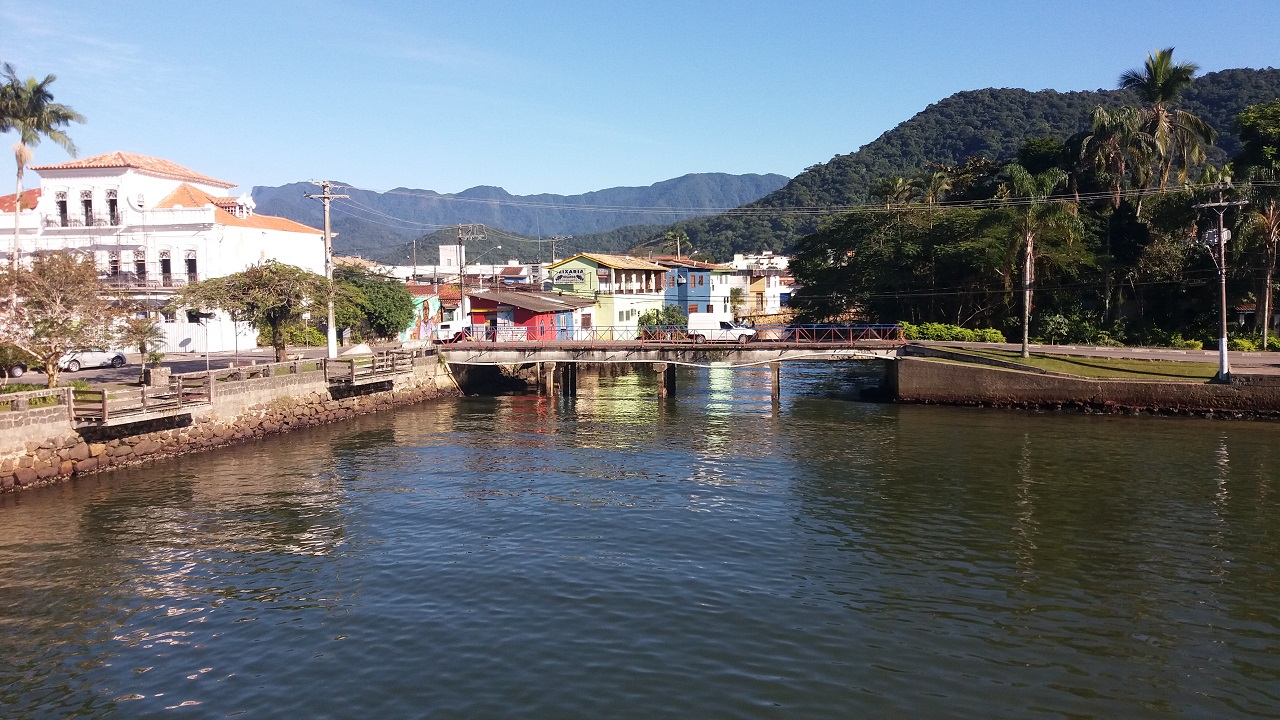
439, 340, 902, 367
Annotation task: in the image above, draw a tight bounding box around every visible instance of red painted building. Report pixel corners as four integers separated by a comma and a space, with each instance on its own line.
466, 289, 594, 341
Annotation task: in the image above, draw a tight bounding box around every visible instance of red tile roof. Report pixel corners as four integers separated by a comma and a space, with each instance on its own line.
156, 183, 320, 234
30, 151, 235, 188
0, 189, 41, 213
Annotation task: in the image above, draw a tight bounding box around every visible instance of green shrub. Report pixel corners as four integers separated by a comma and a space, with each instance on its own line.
898, 321, 1002, 343
257, 324, 326, 347
1228, 337, 1259, 352
1166, 333, 1203, 350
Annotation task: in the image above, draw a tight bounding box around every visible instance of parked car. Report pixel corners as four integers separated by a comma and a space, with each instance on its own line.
58, 348, 127, 372
0, 344, 28, 378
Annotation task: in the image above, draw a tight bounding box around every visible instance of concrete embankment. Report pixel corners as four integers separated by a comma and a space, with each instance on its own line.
888, 356, 1280, 417
0, 356, 459, 493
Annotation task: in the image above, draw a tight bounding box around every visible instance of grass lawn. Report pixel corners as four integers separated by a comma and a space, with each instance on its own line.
945, 347, 1218, 381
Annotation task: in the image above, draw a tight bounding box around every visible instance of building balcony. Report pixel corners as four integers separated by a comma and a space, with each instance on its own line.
99, 272, 192, 290
44, 212, 123, 229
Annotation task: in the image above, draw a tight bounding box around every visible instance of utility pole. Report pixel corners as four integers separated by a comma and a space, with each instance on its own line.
456, 224, 486, 334
1194, 182, 1248, 382
306, 181, 348, 359
550, 235, 571, 264
411, 236, 417, 283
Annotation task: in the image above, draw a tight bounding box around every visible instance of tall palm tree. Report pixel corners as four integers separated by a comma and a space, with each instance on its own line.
1079, 105, 1158, 210
4, 65, 84, 268
1244, 171, 1280, 350
1002, 165, 1079, 357
1079, 105, 1159, 320
1119, 48, 1217, 188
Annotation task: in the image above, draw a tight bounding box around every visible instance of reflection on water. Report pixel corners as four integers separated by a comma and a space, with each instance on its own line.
2, 363, 1280, 718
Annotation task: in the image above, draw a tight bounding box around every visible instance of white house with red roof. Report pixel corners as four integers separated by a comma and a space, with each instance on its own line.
0, 151, 325, 353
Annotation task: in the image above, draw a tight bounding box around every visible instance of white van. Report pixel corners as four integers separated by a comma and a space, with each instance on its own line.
687, 314, 756, 344
434, 320, 470, 343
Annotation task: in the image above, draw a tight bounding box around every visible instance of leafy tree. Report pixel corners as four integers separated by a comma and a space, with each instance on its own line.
334, 267, 415, 339
2, 64, 84, 269
637, 305, 688, 329
180, 261, 330, 362
1119, 48, 1217, 188
0, 251, 117, 388
728, 287, 747, 316
1235, 98, 1280, 174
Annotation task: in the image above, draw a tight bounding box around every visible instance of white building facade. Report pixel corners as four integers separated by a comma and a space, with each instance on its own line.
0, 152, 325, 353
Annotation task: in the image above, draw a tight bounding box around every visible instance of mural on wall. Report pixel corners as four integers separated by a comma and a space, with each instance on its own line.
400, 295, 443, 342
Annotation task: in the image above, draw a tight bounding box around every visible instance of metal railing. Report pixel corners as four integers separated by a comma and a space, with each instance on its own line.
442, 323, 905, 347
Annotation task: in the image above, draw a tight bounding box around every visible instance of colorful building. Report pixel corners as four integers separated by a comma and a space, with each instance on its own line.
545, 253, 668, 332
465, 288, 594, 341
656, 258, 734, 319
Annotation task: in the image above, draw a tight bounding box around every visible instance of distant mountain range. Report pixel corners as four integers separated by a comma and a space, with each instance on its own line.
250, 173, 790, 259
254, 66, 1280, 264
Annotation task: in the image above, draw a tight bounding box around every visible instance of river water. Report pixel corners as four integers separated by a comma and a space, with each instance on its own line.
2, 364, 1279, 719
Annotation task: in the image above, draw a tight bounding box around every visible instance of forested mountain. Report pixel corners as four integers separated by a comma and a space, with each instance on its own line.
602, 67, 1280, 261
251, 173, 788, 259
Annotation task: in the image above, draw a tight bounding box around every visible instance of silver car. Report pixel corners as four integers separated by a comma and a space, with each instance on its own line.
59, 348, 127, 372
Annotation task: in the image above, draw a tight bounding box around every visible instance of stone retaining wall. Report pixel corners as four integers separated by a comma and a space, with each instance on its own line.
0, 358, 458, 492
889, 357, 1280, 416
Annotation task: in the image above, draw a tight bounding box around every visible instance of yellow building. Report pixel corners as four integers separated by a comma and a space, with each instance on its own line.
546, 253, 668, 334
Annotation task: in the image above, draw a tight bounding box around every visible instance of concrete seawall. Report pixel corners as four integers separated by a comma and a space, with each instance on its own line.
0, 357, 459, 492
888, 357, 1280, 416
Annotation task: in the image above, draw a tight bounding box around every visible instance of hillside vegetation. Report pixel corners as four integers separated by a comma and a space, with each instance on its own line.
609, 67, 1280, 261
788, 51, 1280, 353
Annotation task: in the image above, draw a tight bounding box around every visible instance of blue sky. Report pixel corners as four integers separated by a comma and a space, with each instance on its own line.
1, 1, 1277, 196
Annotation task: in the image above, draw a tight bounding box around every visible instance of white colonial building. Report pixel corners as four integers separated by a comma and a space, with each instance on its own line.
0, 151, 325, 352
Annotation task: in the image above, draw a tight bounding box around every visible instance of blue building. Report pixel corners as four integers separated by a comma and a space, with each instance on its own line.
657, 258, 733, 319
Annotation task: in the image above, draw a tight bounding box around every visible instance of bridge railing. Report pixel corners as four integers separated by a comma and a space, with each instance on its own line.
445, 323, 903, 346
776, 323, 904, 343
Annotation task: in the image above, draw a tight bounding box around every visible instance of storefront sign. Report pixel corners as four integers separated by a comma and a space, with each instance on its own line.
552, 269, 586, 284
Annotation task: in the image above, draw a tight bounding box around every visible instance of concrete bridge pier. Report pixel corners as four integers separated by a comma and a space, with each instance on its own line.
654, 363, 676, 398
770, 362, 781, 403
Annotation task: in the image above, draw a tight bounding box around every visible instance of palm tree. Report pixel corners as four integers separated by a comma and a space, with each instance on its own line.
1080, 106, 1158, 210
916, 170, 952, 205
1244, 171, 1280, 350
1119, 48, 1217, 188
1079, 106, 1158, 320
4, 65, 84, 268
873, 176, 917, 207
118, 317, 167, 383
663, 230, 689, 258
1002, 165, 1079, 357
